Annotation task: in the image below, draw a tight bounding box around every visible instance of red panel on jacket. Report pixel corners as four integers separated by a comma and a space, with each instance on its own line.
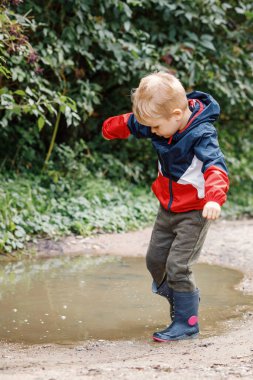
151, 174, 170, 210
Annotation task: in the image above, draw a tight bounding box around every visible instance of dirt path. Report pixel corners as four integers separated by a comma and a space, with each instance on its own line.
1, 219, 253, 379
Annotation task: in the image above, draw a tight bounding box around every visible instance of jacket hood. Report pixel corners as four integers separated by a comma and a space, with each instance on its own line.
186, 91, 220, 126
172, 91, 220, 142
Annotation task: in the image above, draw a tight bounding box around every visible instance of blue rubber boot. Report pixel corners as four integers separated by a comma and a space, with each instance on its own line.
152, 279, 174, 320
153, 288, 199, 342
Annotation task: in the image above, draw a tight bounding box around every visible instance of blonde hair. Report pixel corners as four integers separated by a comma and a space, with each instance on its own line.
131, 71, 188, 124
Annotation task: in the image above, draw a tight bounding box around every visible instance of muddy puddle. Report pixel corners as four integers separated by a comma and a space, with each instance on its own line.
0, 256, 252, 345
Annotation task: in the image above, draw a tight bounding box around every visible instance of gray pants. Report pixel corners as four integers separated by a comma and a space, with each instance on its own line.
146, 205, 211, 292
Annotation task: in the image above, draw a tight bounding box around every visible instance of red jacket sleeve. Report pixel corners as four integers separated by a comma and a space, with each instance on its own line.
193, 127, 229, 206
102, 113, 132, 140
203, 166, 229, 206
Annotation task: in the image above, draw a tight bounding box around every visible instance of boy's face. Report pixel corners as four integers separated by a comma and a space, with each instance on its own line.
145, 115, 181, 139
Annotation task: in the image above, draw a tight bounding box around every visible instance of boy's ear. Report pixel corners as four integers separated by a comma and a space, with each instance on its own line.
172, 108, 183, 120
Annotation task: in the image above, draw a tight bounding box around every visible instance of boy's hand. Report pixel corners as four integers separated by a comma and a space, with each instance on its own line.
202, 201, 221, 220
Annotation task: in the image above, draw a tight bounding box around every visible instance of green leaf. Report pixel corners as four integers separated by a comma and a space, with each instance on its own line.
25, 87, 35, 97
38, 116, 45, 131
200, 40, 216, 51
14, 90, 26, 96
14, 227, 26, 238
124, 21, 131, 32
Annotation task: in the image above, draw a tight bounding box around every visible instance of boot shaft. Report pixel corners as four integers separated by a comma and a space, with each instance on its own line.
152, 288, 200, 341
152, 279, 173, 300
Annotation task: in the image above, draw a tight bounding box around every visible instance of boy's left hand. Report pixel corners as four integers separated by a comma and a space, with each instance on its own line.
202, 201, 221, 220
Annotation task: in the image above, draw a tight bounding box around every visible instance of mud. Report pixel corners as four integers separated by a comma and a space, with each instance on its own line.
0, 219, 253, 379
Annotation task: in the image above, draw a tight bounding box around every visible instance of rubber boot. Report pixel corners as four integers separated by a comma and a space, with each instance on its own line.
153, 288, 199, 342
152, 279, 174, 320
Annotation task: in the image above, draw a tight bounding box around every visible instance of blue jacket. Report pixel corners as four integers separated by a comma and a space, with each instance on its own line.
102, 91, 229, 212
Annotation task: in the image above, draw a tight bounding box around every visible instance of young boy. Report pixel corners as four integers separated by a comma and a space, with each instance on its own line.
102, 71, 229, 342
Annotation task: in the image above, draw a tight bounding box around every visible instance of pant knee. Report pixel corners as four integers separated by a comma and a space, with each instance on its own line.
146, 254, 158, 274
146, 252, 167, 285
166, 259, 195, 292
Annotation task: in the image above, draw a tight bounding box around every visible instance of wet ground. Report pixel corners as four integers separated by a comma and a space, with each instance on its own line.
0, 256, 252, 345
0, 219, 253, 380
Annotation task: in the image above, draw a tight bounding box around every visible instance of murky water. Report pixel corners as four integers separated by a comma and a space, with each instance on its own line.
0, 256, 252, 344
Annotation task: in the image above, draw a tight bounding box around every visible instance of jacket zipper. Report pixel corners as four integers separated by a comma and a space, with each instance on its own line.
168, 179, 173, 210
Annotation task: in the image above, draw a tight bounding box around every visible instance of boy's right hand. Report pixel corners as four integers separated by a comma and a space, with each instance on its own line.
102, 113, 132, 140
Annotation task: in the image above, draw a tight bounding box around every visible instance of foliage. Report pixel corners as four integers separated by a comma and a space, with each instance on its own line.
219, 122, 253, 215
0, 0, 35, 76
0, 0, 80, 165
0, 1, 252, 159
0, 171, 158, 254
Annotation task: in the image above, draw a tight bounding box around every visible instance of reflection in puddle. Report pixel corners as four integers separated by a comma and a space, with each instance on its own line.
0, 256, 252, 344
